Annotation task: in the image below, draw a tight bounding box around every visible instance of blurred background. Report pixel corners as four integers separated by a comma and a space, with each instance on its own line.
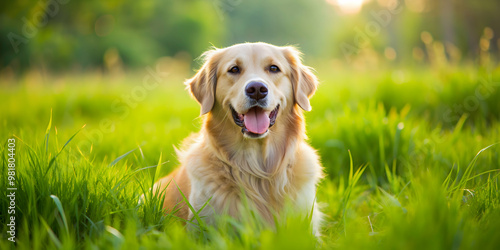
1, 0, 499, 75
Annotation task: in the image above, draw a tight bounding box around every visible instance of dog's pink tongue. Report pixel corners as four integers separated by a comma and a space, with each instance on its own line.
244, 107, 270, 134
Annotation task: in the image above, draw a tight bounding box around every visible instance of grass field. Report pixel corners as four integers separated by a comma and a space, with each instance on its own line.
1, 63, 500, 249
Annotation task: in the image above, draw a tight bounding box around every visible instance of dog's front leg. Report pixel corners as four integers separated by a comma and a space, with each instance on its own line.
187, 179, 242, 228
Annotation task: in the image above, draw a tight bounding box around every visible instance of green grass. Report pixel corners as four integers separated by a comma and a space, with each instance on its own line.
1, 64, 500, 249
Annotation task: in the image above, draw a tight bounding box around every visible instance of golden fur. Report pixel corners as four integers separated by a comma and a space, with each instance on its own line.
151, 42, 323, 234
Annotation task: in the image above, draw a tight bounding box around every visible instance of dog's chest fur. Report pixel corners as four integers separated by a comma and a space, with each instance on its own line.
181, 120, 321, 223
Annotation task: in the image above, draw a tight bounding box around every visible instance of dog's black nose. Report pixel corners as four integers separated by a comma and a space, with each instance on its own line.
245, 81, 268, 100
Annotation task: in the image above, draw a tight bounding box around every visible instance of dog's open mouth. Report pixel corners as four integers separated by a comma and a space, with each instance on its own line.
231, 105, 279, 136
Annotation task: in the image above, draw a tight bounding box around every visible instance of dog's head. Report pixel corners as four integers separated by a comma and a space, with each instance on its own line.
186, 42, 318, 139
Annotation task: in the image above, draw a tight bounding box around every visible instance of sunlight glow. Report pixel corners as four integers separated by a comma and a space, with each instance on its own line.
327, 0, 365, 14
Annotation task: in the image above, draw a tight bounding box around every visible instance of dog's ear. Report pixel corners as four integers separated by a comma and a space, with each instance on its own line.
283, 46, 318, 111
185, 49, 220, 115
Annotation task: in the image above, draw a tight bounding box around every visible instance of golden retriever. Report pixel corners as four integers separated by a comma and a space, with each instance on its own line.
150, 42, 323, 234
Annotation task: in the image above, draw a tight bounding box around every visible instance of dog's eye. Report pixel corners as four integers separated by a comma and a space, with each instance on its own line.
229, 66, 240, 74
269, 65, 280, 73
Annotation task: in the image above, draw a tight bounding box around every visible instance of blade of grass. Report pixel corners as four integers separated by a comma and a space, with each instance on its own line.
45, 109, 53, 155
174, 180, 212, 236
154, 152, 163, 182
342, 150, 368, 236
50, 195, 69, 237
40, 216, 63, 249
448, 143, 499, 194
44, 126, 84, 177
109, 147, 137, 167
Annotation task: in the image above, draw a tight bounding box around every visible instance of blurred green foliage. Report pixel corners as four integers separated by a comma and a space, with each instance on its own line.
1, 0, 500, 74
1, 0, 223, 71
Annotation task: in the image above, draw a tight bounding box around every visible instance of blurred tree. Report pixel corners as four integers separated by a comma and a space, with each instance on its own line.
1, 0, 223, 73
